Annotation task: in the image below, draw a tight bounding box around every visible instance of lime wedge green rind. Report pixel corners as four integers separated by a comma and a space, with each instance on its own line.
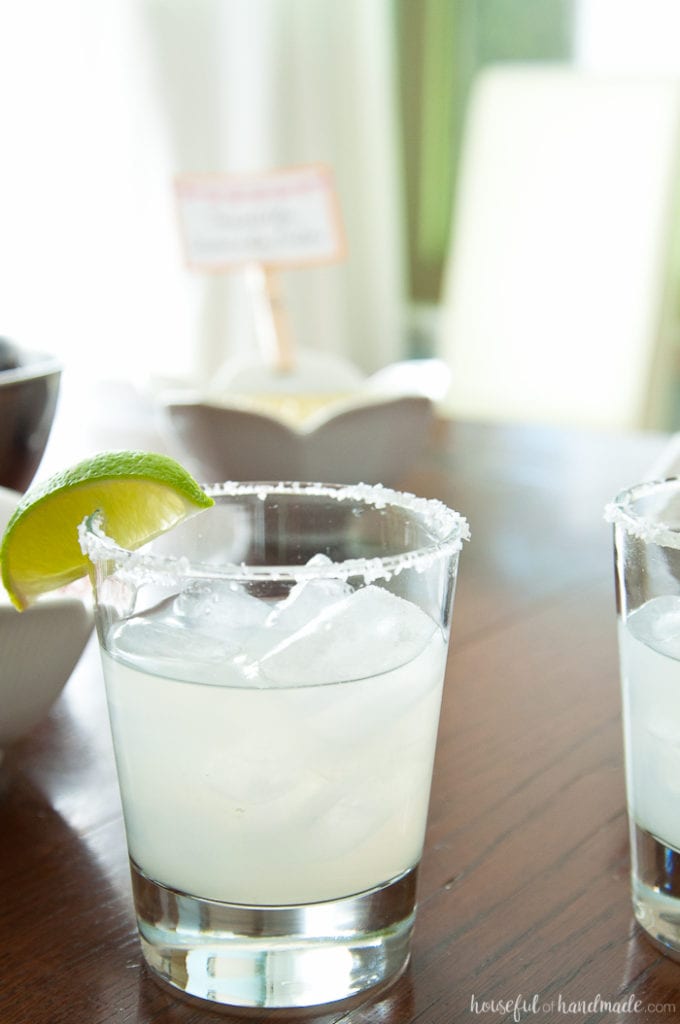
1, 450, 213, 611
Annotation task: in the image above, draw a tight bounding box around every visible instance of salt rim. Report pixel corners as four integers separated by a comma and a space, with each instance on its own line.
78, 480, 470, 585
604, 478, 680, 550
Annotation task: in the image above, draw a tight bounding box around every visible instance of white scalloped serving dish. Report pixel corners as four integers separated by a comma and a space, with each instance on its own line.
0, 487, 93, 759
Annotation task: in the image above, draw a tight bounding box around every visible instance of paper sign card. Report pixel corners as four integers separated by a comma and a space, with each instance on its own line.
175, 165, 345, 271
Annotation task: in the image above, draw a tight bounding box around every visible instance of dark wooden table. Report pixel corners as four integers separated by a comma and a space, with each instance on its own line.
2, 409, 679, 1024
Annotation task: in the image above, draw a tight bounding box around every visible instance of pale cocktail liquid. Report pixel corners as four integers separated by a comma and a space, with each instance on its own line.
100, 578, 448, 1003
619, 595, 680, 955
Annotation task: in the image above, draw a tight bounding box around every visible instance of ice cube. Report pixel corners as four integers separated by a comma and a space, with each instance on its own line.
174, 581, 270, 632
628, 595, 680, 658
260, 585, 438, 686
111, 617, 239, 681
266, 554, 352, 633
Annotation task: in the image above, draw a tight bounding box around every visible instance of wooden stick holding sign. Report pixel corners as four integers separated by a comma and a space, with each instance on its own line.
245, 264, 295, 374
175, 165, 346, 377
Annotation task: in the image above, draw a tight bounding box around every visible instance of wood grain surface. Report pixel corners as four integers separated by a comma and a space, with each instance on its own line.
1, 413, 677, 1024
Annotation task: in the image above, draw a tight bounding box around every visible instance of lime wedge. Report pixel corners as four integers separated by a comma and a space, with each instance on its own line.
1, 450, 213, 610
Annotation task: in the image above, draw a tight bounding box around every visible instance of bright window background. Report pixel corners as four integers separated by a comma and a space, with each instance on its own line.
575, 0, 680, 73
0, 1, 196, 381
0, 0, 404, 388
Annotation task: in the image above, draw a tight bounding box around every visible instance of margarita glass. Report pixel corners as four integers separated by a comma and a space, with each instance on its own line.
608, 479, 680, 960
81, 481, 469, 1009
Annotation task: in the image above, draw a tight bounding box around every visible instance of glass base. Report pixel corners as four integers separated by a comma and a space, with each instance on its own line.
131, 860, 417, 1009
632, 823, 680, 961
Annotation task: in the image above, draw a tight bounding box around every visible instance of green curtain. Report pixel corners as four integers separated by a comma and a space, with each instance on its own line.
395, 0, 573, 307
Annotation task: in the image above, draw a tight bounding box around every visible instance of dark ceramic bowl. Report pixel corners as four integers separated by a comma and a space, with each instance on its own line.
0, 344, 61, 491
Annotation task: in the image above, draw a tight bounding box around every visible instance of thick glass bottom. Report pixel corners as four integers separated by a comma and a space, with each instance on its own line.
131, 860, 417, 1009
632, 823, 680, 961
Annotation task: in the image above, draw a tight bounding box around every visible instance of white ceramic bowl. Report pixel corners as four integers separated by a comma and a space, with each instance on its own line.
0, 486, 93, 759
